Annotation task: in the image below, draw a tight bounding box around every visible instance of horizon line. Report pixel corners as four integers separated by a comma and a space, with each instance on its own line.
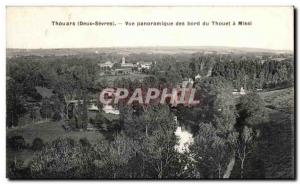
6, 45, 293, 52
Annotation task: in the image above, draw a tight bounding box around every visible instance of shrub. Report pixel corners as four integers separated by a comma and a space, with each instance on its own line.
68, 117, 78, 129
7, 160, 31, 179
31, 138, 44, 151
30, 138, 97, 178
52, 111, 62, 121
7, 136, 26, 151
79, 138, 91, 147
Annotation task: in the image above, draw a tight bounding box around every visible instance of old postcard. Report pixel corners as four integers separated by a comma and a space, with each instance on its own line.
6, 6, 294, 179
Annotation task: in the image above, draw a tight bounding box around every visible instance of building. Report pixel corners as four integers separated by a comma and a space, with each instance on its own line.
121, 56, 135, 68
121, 56, 125, 65
98, 61, 114, 70
98, 56, 138, 74
102, 104, 120, 115
88, 104, 99, 111
136, 61, 152, 71
232, 87, 246, 95
240, 87, 246, 95
140, 62, 152, 70
195, 74, 201, 80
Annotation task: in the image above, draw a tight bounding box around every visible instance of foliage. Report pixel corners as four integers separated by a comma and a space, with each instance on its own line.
120, 104, 181, 178
94, 133, 138, 178
6, 79, 26, 127
7, 136, 27, 151
31, 138, 44, 151
7, 159, 30, 179
236, 93, 267, 129
6, 51, 294, 179
230, 126, 256, 178
190, 123, 234, 178
30, 138, 97, 178
40, 98, 53, 120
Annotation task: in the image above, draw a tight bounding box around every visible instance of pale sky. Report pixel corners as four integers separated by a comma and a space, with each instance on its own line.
6, 6, 294, 51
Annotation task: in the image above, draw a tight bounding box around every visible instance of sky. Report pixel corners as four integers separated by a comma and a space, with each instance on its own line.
6, 6, 294, 51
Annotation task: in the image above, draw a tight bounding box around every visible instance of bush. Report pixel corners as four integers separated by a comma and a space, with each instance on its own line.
52, 111, 62, 121
7, 136, 26, 151
79, 138, 91, 147
30, 138, 97, 178
7, 160, 31, 179
31, 138, 44, 151
68, 117, 78, 129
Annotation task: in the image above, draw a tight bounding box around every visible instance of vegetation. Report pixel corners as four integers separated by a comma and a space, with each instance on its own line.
6, 49, 294, 179
31, 138, 44, 151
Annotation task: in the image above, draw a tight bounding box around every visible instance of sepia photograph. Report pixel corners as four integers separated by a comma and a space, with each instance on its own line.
5, 6, 295, 179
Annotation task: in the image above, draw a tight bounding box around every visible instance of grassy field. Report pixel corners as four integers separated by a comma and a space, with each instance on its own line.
7, 121, 105, 144
232, 87, 295, 178
259, 87, 294, 113
7, 120, 105, 167
257, 87, 295, 178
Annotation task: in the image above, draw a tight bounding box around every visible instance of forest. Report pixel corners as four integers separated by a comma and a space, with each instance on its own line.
6, 49, 294, 179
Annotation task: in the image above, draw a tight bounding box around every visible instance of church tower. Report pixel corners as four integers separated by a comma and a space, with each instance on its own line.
121, 56, 126, 65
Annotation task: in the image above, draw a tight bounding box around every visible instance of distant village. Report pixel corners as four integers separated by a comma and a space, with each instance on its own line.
98, 56, 153, 75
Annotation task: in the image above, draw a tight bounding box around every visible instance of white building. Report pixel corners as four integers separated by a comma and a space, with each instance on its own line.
240, 87, 246, 95
232, 87, 246, 95
136, 61, 152, 71
195, 74, 201, 80
182, 78, 194, 88
88, 104, 99, 111
102, 104, 120, 115
121, 56, 135, 68
98, 61, 114, 69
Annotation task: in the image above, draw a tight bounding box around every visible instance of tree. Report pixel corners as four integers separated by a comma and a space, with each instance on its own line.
120, 105, 145, 139
141, 106, 179, 178
31, 138, 44, 151
51, 95, 65, 121
94, 133, 138, 178
112, 63, 121, 69
6, 79, 26, 127
142, 122, 178, 178
122, 105, 176, 139
7, 136, 26, 151
191, 123, 233, 178
30, 138, 97, 178
236, 93, 267, 128
40, 98, 52, 120
76, 92, 89, 129
120, 104, 181, 178
194, 77, 237, 134
7, 159, 30, 179
93, 112, 109, 131
231, 126, 255, 178
189, 77, 238, 178
53, 67, 78, 119
29, 106, 40, 122
233, 93, 266, 178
